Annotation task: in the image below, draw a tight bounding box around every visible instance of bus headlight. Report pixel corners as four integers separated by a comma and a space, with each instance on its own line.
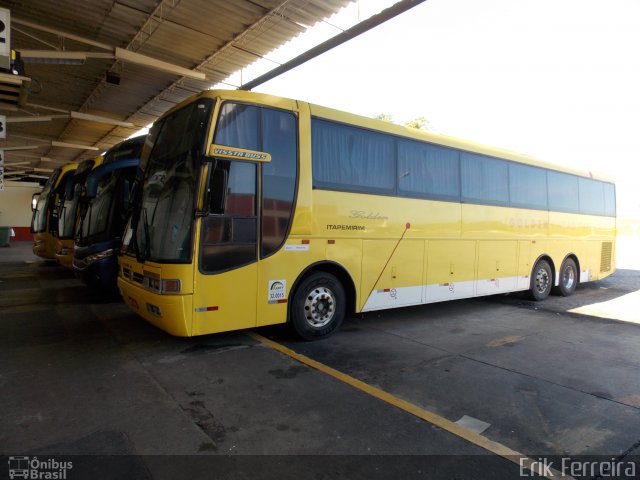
74, 248, 114, 269
142, 274, 181, 294
143, 275, 161, 292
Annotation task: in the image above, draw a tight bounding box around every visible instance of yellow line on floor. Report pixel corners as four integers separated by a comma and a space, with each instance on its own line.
247, 331, 571, 480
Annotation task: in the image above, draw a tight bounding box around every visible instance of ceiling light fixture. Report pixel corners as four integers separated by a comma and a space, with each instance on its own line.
1, 145, 40, 151
4, 161, 30, 166
6, 115, 62, 123
20, 50, 88, 65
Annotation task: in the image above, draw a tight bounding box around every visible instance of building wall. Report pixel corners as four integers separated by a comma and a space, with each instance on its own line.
0, 181, 41, 240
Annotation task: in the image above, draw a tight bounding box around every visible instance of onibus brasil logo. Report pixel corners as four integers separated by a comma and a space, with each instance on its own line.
8, 456, 73, 479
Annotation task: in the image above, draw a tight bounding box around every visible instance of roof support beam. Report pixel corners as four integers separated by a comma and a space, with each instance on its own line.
51, 141, 99, 151
19, 47, 206, 82
115, 48, 206, 81
12, 17, 113, 51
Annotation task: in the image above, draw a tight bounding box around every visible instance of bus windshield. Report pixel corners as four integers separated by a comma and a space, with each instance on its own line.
78, 166, 138, 245
79, 170, 116, 244
59, 183, 82, 239
58, 157, 99, 240
133, 99, 213, 262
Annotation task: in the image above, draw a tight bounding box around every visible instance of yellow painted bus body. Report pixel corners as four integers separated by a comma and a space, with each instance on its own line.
32, 231, 58, 260
32, 163, 78, 260
54, 238, 75, 270
118, 90, 616, 337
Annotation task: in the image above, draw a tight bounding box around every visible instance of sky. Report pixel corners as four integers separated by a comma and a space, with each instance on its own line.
219, 0, 640, 218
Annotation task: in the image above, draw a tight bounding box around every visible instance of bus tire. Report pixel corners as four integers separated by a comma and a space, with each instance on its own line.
290, 272, 345, 341
552, 257, 578, 297
529, 259, 552, 301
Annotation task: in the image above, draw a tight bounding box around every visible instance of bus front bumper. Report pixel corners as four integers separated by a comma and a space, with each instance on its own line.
117, 277, 193, 337
33, 233, 57, 259
55, 239, 74, 270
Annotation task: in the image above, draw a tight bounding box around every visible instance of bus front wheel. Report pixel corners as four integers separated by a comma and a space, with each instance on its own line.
552, 258, 578, 297
290, 272, 346, 341
529, 259, 553, 301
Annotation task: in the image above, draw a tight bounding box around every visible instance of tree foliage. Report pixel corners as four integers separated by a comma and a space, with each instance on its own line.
373, 113, 433, 131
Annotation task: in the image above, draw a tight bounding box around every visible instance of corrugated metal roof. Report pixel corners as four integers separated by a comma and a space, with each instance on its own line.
0, 0, 353, 181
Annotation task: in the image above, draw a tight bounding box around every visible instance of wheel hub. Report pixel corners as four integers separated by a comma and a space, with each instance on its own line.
563, 266, 575, 289
304, 287, 335, 328
535, 268, 549, 293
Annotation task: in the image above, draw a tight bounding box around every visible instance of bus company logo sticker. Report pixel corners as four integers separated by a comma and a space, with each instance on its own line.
326, 224, 365, 231
268, 280, 287, 304
8, 456, 73, 479
349, 210, 388, 220
210, 144, 271, 162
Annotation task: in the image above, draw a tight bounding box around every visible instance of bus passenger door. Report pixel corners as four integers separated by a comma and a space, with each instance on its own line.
193, 161, 258, 336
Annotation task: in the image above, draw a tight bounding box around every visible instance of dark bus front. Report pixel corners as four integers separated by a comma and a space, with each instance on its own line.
74, 136, 145, 289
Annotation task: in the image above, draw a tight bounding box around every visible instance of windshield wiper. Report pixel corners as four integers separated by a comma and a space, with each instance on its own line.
140, 207, 151, 262
77, 202, 90, 245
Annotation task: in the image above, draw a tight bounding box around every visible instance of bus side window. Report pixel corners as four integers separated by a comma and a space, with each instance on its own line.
209, 164, 228, 214
201, 161, 257, 272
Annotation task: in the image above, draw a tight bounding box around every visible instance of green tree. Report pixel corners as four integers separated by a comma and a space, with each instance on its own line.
373, 113, 394, 123
405, 116, 432, 131
373, 113, 433, 131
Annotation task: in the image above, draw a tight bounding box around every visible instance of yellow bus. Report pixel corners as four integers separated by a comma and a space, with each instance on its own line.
31, 162, 78, 259
55, 155, 104, 269
118, 90, 616, 340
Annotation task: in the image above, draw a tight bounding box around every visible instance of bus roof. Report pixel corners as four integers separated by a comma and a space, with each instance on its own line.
170, 89, 614, 184
53, 163, 79, 189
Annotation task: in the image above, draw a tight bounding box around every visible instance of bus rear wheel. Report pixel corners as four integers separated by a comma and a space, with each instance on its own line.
290, 272, 345, 341
552, 258, 578, 297
529, 259, 552, 301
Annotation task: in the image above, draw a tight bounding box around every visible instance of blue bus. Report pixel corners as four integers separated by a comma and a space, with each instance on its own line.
73, 136, 145, 290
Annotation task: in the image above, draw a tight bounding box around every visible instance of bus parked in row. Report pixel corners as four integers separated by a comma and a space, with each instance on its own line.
31, 162, 78, 260
55, 155, 104, 269
118, 90, 616, 340
74, 136, 144, 290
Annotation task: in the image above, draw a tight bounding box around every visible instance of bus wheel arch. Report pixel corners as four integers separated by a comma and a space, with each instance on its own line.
552, 254, 579, 297
288, 262, 355, 340
528, 255, 555, 301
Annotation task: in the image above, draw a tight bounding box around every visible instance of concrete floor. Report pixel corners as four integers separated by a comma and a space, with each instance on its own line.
1, 241, 640, 479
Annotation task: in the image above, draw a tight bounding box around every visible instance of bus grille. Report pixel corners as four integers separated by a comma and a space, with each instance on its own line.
600, 242, 612, 272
